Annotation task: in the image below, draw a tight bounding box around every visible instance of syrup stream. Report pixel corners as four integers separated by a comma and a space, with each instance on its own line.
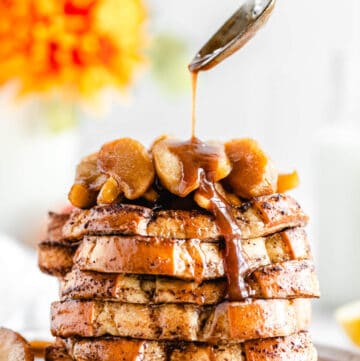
191, 72, 198, 139
186, 66, 252, 300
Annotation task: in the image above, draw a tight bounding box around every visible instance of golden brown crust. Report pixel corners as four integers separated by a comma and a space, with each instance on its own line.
60, 269, 226, 305
0, 327, 34, 361
243, 332, 317, 361
252, 194, 305, 229
60, 260, 319, 304
38, 242, 77, 277
47, 333, 316, 361
50, 299, 311, 342
202, 299, 311, 342
246, 260, 320, 299
59, 194, 308, 242
39, 227, 311, 279
63, 204, 151, 240
73, 228, 311, 280
47, 212, 71, 243
74, 236, 224, 280
45, 345, 72, 361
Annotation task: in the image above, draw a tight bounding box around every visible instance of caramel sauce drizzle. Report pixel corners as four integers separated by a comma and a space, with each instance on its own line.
168, 137, 223, 195
30, 340, 52, 358
168, 137, 251, 300
198, 174, 251, 300
183, 66, 252, 300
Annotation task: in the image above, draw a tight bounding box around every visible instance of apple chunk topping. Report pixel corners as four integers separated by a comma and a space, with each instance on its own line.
68, 153, 106, 208
67, 135, 290, 208
277, 171, 299, 193
194, 182, 241, 210
224, 138, 278, 199
98, 138, 155, 200
152, 137, 231, 197
74, 152, 107, 190
97, 176, 122, 204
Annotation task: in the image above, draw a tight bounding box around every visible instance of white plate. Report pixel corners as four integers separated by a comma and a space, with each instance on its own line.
317, 344, 360, 360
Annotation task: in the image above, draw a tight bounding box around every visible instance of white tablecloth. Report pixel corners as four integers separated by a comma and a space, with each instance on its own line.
0, 234, 57, 336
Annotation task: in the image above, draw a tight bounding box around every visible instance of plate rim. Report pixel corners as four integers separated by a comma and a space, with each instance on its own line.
316, 343, 360, 360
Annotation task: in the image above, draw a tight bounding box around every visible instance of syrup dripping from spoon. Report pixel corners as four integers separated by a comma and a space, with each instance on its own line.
184, 0, 275, 300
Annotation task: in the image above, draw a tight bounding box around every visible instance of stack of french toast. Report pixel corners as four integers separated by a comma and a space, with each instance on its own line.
39, 136, 320, 361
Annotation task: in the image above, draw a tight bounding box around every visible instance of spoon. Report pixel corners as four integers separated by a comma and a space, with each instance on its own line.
189, 0, 276, 72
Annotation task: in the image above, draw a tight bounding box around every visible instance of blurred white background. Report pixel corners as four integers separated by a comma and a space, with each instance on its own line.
0, 0, 359, 343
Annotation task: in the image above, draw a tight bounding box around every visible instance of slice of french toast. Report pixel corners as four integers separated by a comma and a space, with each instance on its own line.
50, 299, 311, 342
73, 228, 311, 280
52, 194, 308, 242
45, 332, 317, 361
60, 259, 319, 304
39, 227, 311, 279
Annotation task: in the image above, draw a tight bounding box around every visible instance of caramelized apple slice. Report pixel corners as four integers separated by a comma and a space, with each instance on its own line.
68, 183, 97, 209
277, 171, 300, 193
194, 183, 241, 210
152, 137, 231, 197
151, 138, 183, 196
224, 138, 278, 199
0, 327, 34, 361
74, 152, 107, 191
98, 138, 155, 200
97, 176, 122, 204
142, 187, 160, 202
68, 152, 107, 208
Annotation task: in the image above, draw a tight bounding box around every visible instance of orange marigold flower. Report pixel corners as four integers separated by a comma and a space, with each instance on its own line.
0, 0, 147, 97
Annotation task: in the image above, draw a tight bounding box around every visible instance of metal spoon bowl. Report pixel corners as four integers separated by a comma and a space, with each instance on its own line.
189, 0, 276, 72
